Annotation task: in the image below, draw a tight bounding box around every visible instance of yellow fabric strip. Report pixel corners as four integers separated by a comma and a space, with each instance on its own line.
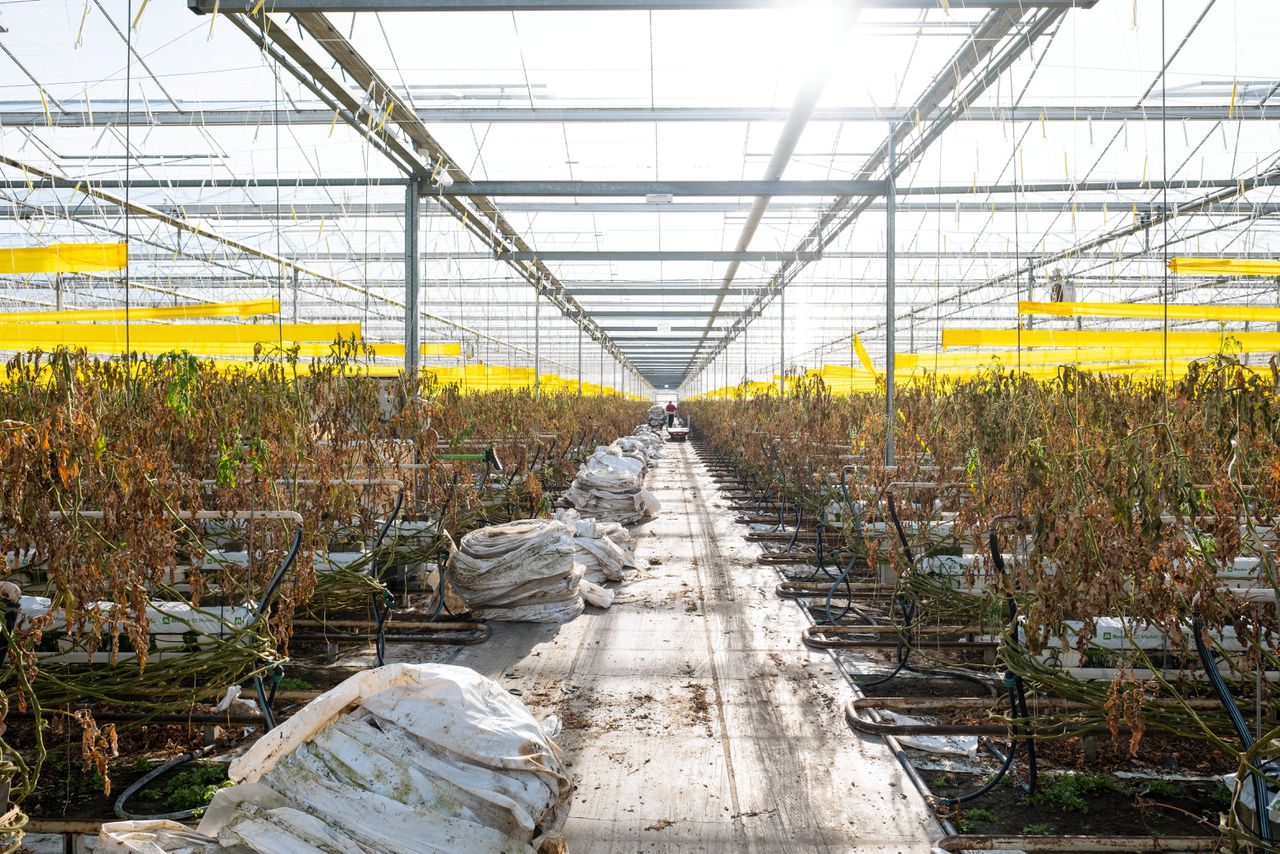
0, 298, 279, 324
898, 344, 1275, 370
55, 341, 388, 359
0, 243, 127, 274
1168, 257, 1280, 277
941, 328, 1280, 350
369, 342, 463, 358
853, 334, 876, 373
0, 322, 360, 348
1019, 299, 1280, 323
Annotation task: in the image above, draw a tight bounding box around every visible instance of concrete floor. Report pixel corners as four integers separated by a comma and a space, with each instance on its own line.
437, 441, 942, 852
32, 440, 942, 854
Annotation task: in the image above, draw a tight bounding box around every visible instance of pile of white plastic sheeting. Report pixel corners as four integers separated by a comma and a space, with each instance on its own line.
624, 430, 665, 463
561, 446, 660, 526
98, 663, 572, 854
554, 508, 637, 584
447, 519, 586, 623
614, 436, 656, 467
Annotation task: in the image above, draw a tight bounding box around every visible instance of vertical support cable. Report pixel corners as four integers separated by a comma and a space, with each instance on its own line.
404, 177, 422, 379
885, 123, 897, 468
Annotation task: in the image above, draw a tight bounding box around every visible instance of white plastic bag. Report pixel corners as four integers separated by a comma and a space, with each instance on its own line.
580, 578, 614, 609
95, 820, 223, 854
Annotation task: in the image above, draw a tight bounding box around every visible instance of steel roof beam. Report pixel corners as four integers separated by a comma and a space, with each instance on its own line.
104, 249, 1279, 263
2, 103, 1263, 127
1, 176, 1266, 195
497, 251, 823, 262
0, 178, 407, 189
191, 0, 1095, 12
4, 199, 1279, 219
441, 180, 885, 197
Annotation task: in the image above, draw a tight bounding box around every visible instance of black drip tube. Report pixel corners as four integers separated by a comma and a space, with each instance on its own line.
940, 529, 1036, 803
1193, 617, 1273, 846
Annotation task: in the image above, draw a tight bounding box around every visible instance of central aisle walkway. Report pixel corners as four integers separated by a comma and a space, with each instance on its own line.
444, 441, 941, 852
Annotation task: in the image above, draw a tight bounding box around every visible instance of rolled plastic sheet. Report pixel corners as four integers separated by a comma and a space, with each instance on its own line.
0, 242, 126, 274
0, 322, 361, 350
942, 328, 1280, 350
364, 341, 463, 358
1168, 257, 1280, 277
0, 298, 279, 324
1019, 299, 1280, 323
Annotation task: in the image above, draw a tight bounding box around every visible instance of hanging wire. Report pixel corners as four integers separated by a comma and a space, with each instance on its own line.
1012, 71, 1022, 375
275, 43, 284, 354
1161, 0, 1170, 396
123, 0, 133, 377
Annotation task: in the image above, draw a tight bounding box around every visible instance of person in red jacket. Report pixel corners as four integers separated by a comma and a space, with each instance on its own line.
664, 400, 677, 428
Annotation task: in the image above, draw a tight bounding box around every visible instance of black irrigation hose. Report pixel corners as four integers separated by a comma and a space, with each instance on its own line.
1193, 617, 1274, 847
265, 663, 282, 708
850, 492, 917, 689
839, 466, 858, 522
254, 526, 304, 615
886, 491, 915, 566
254, 670, 278, 731
247, 524, 302, 733
113, 745, 224, 821
368, 490, 406, 667
785, 502, 803, 553
802, 515, 843, 584
940, 529, 1037, 804
822, 553, 858, 626
853, 596, 916, 689
944, 732, 1020, 806
372, 588, 394, 667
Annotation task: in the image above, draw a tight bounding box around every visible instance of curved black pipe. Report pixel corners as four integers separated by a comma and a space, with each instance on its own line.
785, 502, 803, 553
822, 553, 858, 626
939, 528, 1036, 804
1193, 617, 1273, 846
886, 491, 914, 565
113, 747, 222, 821
253, 672, 278, 731
255, 525, 304, 615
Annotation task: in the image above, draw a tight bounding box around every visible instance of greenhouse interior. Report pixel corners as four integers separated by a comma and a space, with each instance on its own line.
0, 0, 1278, 851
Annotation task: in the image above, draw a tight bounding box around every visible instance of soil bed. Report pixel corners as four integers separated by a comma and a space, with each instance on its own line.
929, 770, 1229, 842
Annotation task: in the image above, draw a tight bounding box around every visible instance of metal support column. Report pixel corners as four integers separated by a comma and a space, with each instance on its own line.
404, 177, 422, 378
292, 269, 300, 323
54, 273, 63, 310
598, 343, 604, 396
779, 289, 786, 397
534, 288, 541, 398
577, 321, 583, 396
884, 125, 897, 468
